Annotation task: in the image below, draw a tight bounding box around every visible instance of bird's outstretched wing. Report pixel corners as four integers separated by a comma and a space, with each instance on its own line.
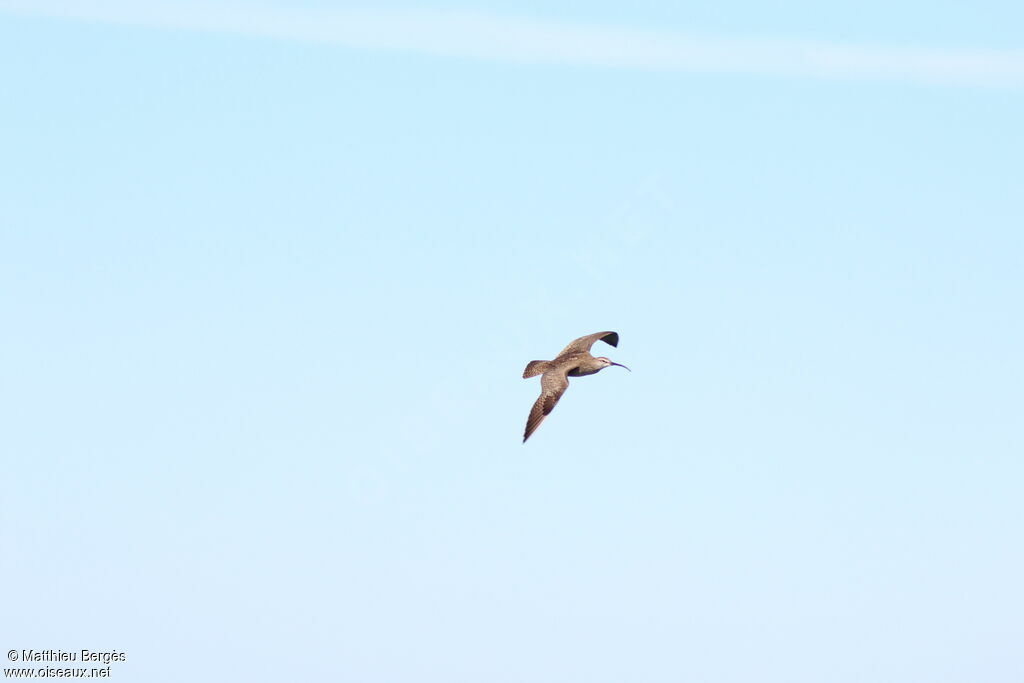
556, 331, 619, 359
523, 370, 571, 442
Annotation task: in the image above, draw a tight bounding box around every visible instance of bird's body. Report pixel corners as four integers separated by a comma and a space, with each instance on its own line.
521, 331, 630, 442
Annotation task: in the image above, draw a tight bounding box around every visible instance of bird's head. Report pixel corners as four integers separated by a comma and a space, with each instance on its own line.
595, 357, 631, 372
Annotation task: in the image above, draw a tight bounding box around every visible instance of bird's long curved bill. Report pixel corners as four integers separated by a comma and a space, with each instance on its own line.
611, 362, 631, 372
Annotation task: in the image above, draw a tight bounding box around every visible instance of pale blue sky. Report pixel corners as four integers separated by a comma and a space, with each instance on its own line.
2, 2, 1022, 681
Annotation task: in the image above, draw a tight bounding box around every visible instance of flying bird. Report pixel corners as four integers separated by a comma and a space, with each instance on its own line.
521, 331, 630, 442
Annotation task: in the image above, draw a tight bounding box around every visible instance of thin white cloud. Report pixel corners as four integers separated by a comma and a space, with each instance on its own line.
3, 0, 1024, 86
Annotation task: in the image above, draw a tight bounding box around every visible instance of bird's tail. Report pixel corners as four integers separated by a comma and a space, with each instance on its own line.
523, 360, 552, 378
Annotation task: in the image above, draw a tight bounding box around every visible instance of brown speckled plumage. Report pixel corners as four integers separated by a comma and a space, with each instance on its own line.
521, 331, 630, 442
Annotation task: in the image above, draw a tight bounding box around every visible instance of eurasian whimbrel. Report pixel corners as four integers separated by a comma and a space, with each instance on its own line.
522, 331, 630, 442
